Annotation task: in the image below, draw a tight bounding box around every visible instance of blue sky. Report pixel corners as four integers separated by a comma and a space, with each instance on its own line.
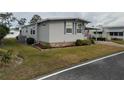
13, 12, 124, 27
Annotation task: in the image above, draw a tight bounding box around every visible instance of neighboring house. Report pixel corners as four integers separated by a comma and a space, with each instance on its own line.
19, 18, 90, 47
85, 27, 100, 39
5, 28, 19, 38
91, 26, 124, 40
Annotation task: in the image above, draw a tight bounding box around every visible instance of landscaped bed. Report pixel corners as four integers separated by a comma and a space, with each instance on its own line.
0, 38, 124, 80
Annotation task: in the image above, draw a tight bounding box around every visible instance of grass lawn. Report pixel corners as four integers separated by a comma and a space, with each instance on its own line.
112, 40, 124, 45
0, 39, 124, 80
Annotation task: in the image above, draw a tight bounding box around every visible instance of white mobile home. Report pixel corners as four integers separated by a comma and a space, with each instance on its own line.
19, 18, 90, 47
91, 26, 124, 40
5, 28, 19, 38
103, 26, 124, 40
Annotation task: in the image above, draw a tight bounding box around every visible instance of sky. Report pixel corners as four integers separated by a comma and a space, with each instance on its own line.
13, 12, 124, 27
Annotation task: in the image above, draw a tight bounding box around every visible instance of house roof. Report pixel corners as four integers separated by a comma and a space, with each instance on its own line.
21, 17, 90, 28
102, 26, 124, 32
103, 26, 124, 29
37, 17, 90, 23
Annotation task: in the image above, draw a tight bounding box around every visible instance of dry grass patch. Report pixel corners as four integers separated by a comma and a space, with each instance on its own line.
0, 39, 123, 79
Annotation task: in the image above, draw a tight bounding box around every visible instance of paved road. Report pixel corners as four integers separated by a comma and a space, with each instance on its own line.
44, 53, 124, 80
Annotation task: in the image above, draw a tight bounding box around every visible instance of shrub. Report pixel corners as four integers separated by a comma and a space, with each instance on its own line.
90, 39, 95, 44
0, 25, 10, 41
26, 37, 35, 45
75, 39, 93, 46
82, 40, 91, 45
1, 49, 13, 64
75, 39, 83, 46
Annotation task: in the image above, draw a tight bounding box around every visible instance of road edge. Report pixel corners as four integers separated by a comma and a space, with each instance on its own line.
37, 51, 124, 80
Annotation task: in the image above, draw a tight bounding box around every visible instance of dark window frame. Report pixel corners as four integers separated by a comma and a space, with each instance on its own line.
114, 32, 118, 36
110, 32, 113, 36
33, 30, 35, 34
65, 21, 73, 34
76, 22, 83, 33
119, 32, 123, 36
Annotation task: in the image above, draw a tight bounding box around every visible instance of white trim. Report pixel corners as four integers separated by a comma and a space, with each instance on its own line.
37, 51, 124, 80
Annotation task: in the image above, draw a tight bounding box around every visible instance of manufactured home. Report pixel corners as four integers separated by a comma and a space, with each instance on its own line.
91, 26, 124, 40
5, 28, 19, 38
18, 18, 90, 47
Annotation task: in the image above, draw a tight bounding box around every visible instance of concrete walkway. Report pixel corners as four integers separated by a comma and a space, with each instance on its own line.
96, 41, 124, 47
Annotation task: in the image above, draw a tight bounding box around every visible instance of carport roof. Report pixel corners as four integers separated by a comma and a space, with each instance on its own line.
85, 27, 100, 30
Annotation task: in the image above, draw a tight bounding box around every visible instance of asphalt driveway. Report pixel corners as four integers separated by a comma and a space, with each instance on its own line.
41, 52, 124, 80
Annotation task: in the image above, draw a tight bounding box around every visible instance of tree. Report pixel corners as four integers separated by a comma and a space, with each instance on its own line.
17, 18, 27, 26
0, 12, 15, 27
13, 17, 26, 26
29, 14, 42, 24
0, 24, 10, 41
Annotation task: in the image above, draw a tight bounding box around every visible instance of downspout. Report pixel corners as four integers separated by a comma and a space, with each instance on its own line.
96, 29, 97, 41
36, 23, 38, 43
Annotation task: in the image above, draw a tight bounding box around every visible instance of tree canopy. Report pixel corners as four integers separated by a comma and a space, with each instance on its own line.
13, 17, 27, 26
0, 12, 15, 27
0, 12, 27, 41
29, 14, 42, 24
0, 24, 9, 40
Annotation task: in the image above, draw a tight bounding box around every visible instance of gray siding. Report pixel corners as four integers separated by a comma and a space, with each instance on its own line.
20, 20, 87, 44
49, 21, 86, 43
37, 22, 49, 42
20, 24, 38, 41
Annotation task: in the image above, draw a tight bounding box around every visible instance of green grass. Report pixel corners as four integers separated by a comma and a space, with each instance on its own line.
112, 40, 124, 45
0, 38, 124, 80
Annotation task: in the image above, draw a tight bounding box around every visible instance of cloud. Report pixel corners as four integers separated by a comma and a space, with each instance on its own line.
13, 12, 124, 27
82, 12, 124, 26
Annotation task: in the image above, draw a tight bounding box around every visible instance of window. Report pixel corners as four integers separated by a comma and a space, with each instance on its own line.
42, 23, 46, 26
114, 32, 118, 36
33, 30, 35, 34
94, 32, 96, 34
98, 32, 102, 34
110, 32, 123, 36
65, 21, 73, 33
119, 32, 123, 36
26, 30, 28, 33
110, 32, 113, 36
76, 22, 82, 33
